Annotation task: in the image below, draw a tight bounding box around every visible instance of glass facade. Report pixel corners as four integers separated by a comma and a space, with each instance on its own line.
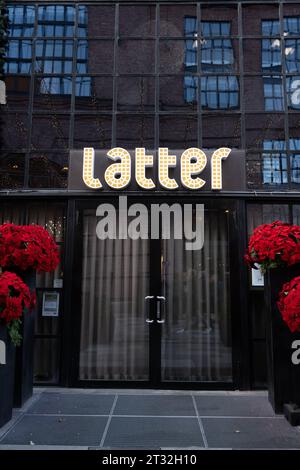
1, 2, 300, 189
1, 2, 300, 389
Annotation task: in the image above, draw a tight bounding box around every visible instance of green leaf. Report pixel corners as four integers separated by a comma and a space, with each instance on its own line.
7, 319, 22, 347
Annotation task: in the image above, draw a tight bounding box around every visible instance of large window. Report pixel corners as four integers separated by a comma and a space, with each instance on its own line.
1, 2, 300, 190
184, 18, 239, 109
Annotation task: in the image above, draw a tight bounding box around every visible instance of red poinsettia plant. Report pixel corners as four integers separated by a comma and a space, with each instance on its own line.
245, 221, 300, 273
0, 271, 36, 346
0, 223, 60, 272
277, 276, 300, 333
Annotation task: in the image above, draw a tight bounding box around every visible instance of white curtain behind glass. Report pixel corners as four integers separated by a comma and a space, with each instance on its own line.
79, 209, 150, 381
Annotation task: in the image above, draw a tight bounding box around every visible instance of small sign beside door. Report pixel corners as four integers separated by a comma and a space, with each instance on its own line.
42, 292, 60, 317
251, 265, 264, 287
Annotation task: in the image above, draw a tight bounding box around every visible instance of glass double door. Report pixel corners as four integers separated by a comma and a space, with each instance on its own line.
77, 199, 235, 386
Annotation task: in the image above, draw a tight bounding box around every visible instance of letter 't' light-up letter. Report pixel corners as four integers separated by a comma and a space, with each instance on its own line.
158, 148, 179, 190
211, 147, 231, 190
83, 147, 102, 189
181, 148, 207, 189
135, 148, 155, 189
105, 147, 131, 189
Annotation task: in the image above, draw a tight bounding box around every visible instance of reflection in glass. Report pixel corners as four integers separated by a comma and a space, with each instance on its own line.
161, 208, 232, 382
29, 153, 68, 188
35, 39, 73, 74
0, 153, 25, 189
184, 18, 238, 109
8, 5, 35, 37
263, 76, 284, 111
263, 140, 288, 184
201, 76, 239, 109
37, 5, 75, 36
79, 209, 150, 381
287, 76, 300, 109
291, 155, 300, 184
4, 40, 32, 74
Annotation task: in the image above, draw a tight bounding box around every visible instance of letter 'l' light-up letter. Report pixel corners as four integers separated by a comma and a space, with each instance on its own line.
181, 148, 207, 189
105, 147, 131, 189
158, 148, 178, 190
135, 148, 155, 189
83, 148, 102, 189
211, 148, 231, 190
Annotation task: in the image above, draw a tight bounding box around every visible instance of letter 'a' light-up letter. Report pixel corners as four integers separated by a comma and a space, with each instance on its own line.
135, 148, 155, 189
181, 148, 207, 189
158, 148, 178, 190
211, 147, 231, 190
83, 148, 102, 189
105, 147, 131, 189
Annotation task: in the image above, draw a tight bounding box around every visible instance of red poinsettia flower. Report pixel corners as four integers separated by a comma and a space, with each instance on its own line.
0, 223, 60, 272
0, 271, 35, 346
277, 276, 300, 333
245, 221, 300, 272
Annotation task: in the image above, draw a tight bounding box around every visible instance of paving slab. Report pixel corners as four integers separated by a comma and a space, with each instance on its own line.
202, 417, 300, 449
114, 395, 195, 416
194, 395, 275, 417
0, 415, 108, 446
103, 417, 204, 448
26, 392, 115, 415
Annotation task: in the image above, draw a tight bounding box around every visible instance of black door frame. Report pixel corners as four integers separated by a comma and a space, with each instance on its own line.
65, 195, 248, 390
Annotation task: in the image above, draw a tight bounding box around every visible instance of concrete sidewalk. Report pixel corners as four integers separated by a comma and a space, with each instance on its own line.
0, 388, 300, 450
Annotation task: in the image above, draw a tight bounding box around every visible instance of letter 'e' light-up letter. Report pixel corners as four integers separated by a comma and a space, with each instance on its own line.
105, 147, 131, 189
181, 148, 207, 189
158, 148, 178, 190
211, 148, 231, 190
135, 148, 155, 189
83, 147, 102, 189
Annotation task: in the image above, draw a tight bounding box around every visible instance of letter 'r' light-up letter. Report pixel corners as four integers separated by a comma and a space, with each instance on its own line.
83, 147, 102, 189
135, 148, 155, 189
105, 147, 131, 189
211, 148, 231, 190
158, 148, 179, 190
181, 148, 207, 189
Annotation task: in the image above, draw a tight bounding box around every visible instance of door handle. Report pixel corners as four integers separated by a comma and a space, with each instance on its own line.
145, 295, 154, 323
156, 296, 165, 324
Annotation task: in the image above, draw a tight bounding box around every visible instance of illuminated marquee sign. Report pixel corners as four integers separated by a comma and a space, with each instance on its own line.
68, 148, 246, 192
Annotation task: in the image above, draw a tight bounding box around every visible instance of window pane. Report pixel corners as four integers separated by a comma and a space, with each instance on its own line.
0, 153, 25, 189
1, 113, 29, 149
4, 40, 32, 74
33, 77, 72, 111
76, 76, 112, 110
201, 76, 239, 110
287, 76, 300, 109
160, 75, 197, 112
201, 5, 238, 36
116, 115, 155, 148
202, 114, 241, 148
118, 40, 155, 74
31, 116, 70, 150
160, 5, 197, 37
119, 5, 155, 36
38, 5, 75, 37
8, 5, 35, 37
35, 40, 74, 74
80, 5, 115, 37
245, 114, 285, 149
29, 153, 68, 188
73, 115, 112, 148
262, 152, 288, 184
159, 115, 197, 148
5, 75, 31, 110
242, 4, 279, 36
118, 76, 155, 112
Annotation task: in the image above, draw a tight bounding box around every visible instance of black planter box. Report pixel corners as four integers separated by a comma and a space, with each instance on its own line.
13, 269, 36, 408
0, 325, 15, 428
265, 265, 300, 420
